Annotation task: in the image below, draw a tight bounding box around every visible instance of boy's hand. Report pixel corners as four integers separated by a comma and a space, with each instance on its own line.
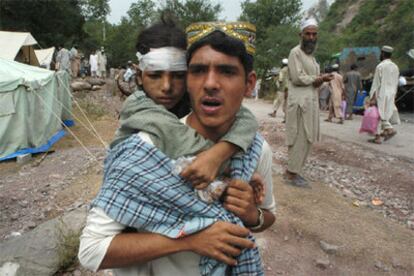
180, 150, 220, 190
250, 173, 265, 205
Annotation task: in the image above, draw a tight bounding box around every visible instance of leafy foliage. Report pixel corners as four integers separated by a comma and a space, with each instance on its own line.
239, 0, 302, 83
80, 0, 110, 20
0, 0, 86, 48
159, 0, 222, 29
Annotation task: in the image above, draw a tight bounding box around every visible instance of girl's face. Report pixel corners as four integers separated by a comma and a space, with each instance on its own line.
137, 70, 186, 110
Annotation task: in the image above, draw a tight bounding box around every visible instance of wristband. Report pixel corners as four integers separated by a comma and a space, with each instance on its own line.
249, 208, 264, 231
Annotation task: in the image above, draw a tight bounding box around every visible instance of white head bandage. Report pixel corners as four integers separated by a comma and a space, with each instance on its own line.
300, 18, 318, 31
136, 47, 187, 72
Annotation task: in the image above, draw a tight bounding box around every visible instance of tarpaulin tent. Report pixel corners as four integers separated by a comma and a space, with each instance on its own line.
0, 31, 40, 66
35, 47, 56, 69
0, 57, 73, 160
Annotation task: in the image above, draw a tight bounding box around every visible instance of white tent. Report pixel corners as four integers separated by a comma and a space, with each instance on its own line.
35, 47, 55, 69
0, 31, 39, 66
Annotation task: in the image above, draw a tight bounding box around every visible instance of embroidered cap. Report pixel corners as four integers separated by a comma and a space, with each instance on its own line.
186, 21, 256, 55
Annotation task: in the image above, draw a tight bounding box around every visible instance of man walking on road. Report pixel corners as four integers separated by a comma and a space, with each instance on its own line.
368, 45, 400, 144
269, 58, 289, 122
326, 64, 345, 124
344, 64, 362, 120
285, 18, 333, 188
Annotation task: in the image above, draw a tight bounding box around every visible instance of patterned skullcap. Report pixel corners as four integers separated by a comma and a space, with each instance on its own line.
186, 21, 256, 55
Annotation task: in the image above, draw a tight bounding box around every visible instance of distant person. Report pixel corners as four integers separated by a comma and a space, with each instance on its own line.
326, 64, 345, 124
368, 45, 399, 144
343, 64, 362, 120
80, 55, 89, 77
89, 50, 98, 78
70, 45, 81, 78
123, 60, 136, 82
97, 46, 107, 78
269, 58, 289, 122
318, 66, 332, 111
285, 18, 333, 188
253, 78, 261, 100
55, 45, 71, 74
117, 61, 138, 97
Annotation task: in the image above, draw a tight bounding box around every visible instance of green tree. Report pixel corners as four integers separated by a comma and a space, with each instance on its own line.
240, 0, 302, 40
80, 0, 110, 20
239, 0, 302, 87
106, 18, 138, 67
0, 0, 85, 47
128, 0, 157, 28
255, 25, 299, 77
159, 0, 222, 28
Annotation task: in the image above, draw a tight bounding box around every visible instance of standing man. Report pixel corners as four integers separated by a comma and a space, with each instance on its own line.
269, 58, 289, 122
285, 18, 333, 187
79, 21, 276, 275
89, 50, 98, 78
368, 45, 399, 144
343, 64, 362, 120
70, 45, 81, 78
55, 45, 71, 75
326, 64, 345, 124
97, 46, 107, 79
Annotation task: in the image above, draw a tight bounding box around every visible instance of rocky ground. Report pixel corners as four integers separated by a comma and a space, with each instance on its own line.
1, 83, 413, 275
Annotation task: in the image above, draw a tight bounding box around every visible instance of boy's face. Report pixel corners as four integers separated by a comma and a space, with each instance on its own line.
137, 70, 186, 110
186, 45, 256, 140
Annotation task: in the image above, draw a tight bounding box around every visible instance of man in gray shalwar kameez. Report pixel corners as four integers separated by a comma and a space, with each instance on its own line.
56, 45, 71, 75
285, 18, 333, 187
343, 64, 362, 120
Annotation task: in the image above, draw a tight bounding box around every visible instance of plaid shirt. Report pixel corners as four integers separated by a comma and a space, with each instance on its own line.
92, 133, 265, 276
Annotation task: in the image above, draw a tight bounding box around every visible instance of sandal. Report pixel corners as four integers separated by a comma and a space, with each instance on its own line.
368, 138, 382, 144
324, 119, 332, 122
384, 130, 397, 141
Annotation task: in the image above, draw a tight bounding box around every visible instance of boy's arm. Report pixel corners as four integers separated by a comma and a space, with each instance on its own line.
181, 106, 258, 188
180, 141, 237, 189
220, 106, 258, 153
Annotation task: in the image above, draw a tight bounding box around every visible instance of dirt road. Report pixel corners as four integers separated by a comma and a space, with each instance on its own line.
1, 89, 413, 275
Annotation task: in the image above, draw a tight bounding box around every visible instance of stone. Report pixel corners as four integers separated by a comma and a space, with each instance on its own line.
283, 236, 289, 241
375, 261, 391, 272
19, 200, 29, 208
391, 257, 404, 269
87, 78, 106, 86
0, 262, 20, 276
315, 257, 330, 269
16, 153, 32, 165
0, 207, 88, 276
10, 213, 19, 221
27, 221, 37, 229
320, 240, 339, 254
92, 85, 101, 91
70, 81, 92, 91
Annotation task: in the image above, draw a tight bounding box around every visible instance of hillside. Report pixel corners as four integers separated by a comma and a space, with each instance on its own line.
317, 0, 414, 69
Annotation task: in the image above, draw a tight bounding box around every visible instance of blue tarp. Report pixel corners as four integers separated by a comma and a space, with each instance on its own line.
0, 120, 74, 161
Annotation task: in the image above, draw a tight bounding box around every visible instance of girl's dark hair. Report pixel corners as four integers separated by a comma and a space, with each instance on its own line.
136, 14, 187, 54
186, 31, 254, 76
